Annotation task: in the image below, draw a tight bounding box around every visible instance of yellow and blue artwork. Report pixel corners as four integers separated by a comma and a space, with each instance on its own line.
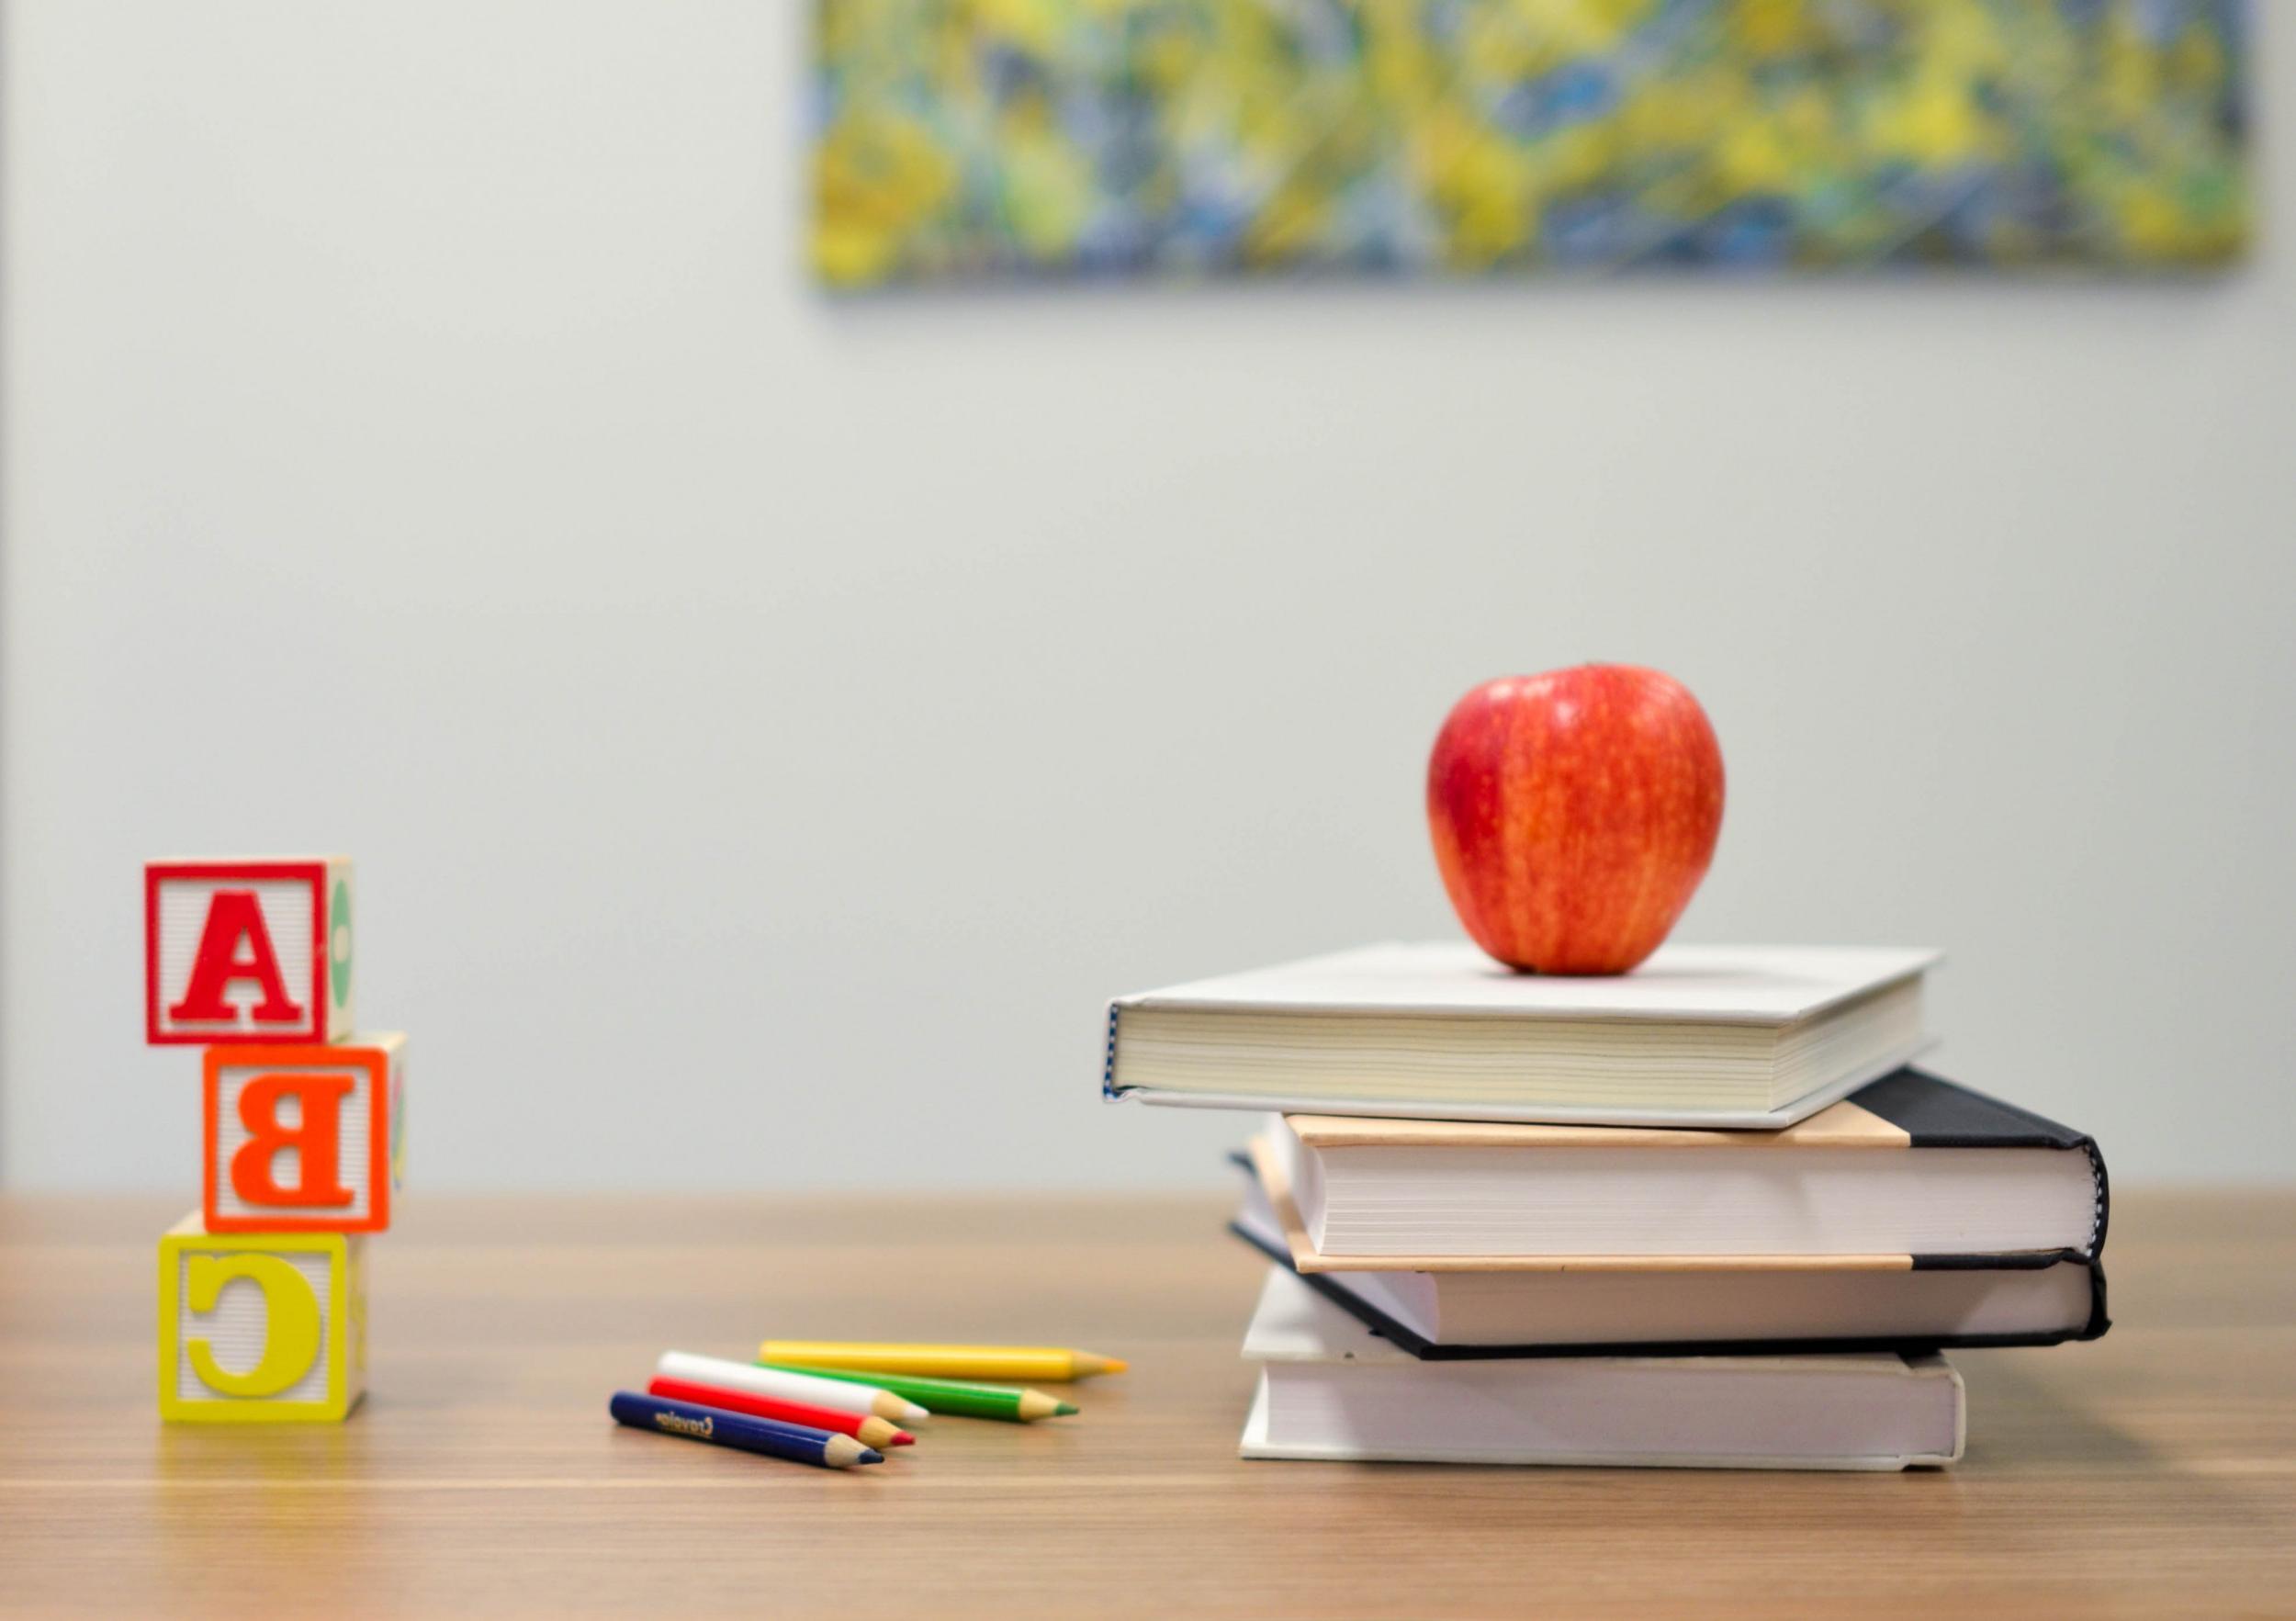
812, 0, 2249, 285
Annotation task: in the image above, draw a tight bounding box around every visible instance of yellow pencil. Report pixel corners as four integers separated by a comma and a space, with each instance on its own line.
756, 1342, 1128, 1383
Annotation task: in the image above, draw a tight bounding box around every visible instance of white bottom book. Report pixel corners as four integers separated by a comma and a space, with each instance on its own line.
1239, 1268, 1964, 1471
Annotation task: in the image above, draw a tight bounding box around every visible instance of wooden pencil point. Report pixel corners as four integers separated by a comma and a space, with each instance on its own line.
1015, 1390, 1073, 1422
823, 1434, 880, 1469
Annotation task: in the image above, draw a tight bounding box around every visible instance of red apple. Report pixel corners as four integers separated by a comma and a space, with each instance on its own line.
1427, 666, 1724, 975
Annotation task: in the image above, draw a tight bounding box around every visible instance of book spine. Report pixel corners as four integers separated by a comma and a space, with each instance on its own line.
2080, 1250, 2111, 1341
2084, 1138, 2111, 1257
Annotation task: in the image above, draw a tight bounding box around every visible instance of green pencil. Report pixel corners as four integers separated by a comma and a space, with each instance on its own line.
759, 1363, 1077, 1424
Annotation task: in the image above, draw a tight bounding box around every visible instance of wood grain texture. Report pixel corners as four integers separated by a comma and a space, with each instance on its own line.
1, 1191, 2290, 1619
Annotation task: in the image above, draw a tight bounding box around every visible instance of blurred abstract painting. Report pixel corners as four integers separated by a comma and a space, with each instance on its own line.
811, 0, 2250, 286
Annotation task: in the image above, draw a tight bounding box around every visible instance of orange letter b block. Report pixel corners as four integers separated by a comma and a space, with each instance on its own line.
203, 1035, 406, 1234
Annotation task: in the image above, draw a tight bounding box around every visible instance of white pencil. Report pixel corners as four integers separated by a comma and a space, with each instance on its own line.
655, 1350, 930, 1426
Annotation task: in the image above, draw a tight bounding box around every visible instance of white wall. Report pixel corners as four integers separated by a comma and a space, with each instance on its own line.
5, 2, 2291, 1191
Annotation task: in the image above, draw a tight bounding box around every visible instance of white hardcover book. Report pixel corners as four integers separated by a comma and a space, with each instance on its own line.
1106, 942, 1939, 1129
1231, 1159, 2102, 1353
1238, 1268, 1965, 1470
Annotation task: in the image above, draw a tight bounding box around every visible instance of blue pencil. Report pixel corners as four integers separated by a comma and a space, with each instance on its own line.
609, 1390, 884, 1469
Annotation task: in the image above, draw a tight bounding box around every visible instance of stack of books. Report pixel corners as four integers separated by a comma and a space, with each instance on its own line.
1107, 942, 2109, 1471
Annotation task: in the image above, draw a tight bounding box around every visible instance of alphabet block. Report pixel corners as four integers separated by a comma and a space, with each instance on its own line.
145, 857, 355, 1045
157, 1214, 367, 1423
202, 1034, 405, 1233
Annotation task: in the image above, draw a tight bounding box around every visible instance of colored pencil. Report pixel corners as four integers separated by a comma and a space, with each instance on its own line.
657, 1350, 930, 1426
647, 1377, 913, 1449
760, 1363, 1077, 1424
756, 1342, 1128, 1383
608, 1391, 882, 1469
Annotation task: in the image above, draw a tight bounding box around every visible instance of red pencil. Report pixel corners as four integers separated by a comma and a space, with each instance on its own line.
647, 1376, 915, 1449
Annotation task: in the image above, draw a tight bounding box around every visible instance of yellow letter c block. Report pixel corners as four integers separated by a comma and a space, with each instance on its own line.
158, 1213, 366, 1423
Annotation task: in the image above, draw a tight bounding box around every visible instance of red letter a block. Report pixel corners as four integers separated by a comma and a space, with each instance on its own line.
147, 858, 355, 1045
203, 1035, 405, 1233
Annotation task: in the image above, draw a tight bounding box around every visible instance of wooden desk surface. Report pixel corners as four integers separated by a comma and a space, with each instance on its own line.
2, 1190, 2290, 1618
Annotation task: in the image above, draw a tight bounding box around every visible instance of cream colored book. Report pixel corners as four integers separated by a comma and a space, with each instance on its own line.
1106, 941, 1939, 1129
1237, 1267, 1965, 1470
1258, 1069, 2105, 1261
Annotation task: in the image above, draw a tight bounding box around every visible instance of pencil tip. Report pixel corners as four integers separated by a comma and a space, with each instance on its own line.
889, 1432, 916, 1447
855, 1448, 884, 1465
1055, 1402, 1079, 1416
